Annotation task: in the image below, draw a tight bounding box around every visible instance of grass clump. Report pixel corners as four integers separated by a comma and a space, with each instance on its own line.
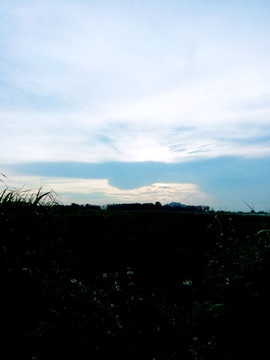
0, 184, 58, 207
0, 172, 58, 207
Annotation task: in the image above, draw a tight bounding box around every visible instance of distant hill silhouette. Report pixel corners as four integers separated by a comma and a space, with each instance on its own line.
164, 202, 209, 212
165, 202, 188, 207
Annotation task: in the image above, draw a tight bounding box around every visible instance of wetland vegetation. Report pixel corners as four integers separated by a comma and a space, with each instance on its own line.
0, 185, 270, 359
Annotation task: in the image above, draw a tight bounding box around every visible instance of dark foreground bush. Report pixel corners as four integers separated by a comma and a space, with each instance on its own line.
0, 200, 270, 359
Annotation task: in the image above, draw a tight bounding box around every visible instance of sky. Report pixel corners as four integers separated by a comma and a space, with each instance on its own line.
1, 0, 270, 211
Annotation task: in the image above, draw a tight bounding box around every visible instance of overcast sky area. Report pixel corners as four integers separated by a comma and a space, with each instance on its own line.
1, 0, 270, 211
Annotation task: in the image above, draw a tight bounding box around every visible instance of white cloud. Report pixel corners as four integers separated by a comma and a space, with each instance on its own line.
1, 0, 270, 164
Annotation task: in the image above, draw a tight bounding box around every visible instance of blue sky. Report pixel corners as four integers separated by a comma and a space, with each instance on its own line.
1, 0, 270, 211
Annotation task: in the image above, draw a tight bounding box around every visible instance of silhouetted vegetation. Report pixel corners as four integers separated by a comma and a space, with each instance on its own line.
0, 187, 270, 359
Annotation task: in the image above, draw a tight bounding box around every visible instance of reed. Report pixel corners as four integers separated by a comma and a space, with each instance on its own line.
0, 173, 58, 206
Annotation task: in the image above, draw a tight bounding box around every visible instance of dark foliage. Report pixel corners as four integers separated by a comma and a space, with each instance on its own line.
0, 203, 270, 359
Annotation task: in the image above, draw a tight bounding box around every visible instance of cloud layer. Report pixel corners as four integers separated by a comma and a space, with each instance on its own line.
1, 0, 270, 164
1, 1, 270, 211
0, 172, 213, 207
4, 156, 270, 211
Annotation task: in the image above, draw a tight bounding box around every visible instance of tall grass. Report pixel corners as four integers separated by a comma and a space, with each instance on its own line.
0, 186, 58, 206
0, 173, 58, 206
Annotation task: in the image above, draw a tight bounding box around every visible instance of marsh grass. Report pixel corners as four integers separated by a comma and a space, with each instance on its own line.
0, 173, 58, 207
0, 186, 58, 206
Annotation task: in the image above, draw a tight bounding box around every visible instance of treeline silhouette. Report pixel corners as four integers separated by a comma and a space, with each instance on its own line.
70, 201, 210, 213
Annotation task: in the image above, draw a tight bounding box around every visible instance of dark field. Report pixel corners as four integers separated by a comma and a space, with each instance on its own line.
1, 203, 270, 359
